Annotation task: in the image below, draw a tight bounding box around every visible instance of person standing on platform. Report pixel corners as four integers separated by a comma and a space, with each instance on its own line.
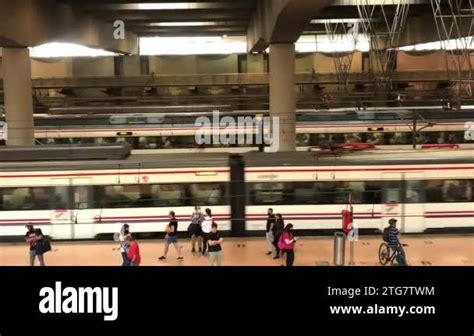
265, 208, 276, 256
201, 208, 213, 256
272, 213, 285, 259
279, 224, 297, 267
159, 211, 183, 261
189, 206, 204, 253
127, 234, 141, 266
25, 224, 46, 266
208, 223, 224, 266
119, 223, 131, 266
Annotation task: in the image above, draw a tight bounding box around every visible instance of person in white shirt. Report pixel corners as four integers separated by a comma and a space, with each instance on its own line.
201, 208, 213, 256
119, 223, 130, 266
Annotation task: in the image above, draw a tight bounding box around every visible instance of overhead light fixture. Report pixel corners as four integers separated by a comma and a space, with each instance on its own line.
140, 36, 247, 55
137, 3, 190, 10
150, 22, 214, 27
30, 42, 117, 58
311, 19, 366, 24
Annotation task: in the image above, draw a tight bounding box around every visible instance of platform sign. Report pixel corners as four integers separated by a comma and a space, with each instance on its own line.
0, 122, 7, 141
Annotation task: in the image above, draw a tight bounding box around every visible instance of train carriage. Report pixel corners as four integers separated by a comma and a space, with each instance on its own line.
243, 151, 474, 233
0, 149, 472, 240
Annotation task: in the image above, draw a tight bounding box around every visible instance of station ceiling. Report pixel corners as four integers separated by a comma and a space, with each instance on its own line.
60, 0, 258, 37
60, 0, 436, 37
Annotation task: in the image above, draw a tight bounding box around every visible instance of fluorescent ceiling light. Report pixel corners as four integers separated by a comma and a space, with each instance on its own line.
30, 43, 117, 58
149, 22, 214, 27
296, 34, 370, 53
137, 3, 190, 10
140, 36, 247, 55
311, 19, 366, 24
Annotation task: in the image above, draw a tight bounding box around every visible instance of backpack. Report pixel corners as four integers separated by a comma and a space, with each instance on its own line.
278, 233, 289, 250
35, 237, 52, 255
382, 227, 390, 242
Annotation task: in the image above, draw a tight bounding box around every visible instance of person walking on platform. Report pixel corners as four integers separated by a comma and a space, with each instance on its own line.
127, 234, 141, 266
159, 211, 183, 261
278, 224, 297, 267
208, 223, 224, 266
272, 213, 285, 259
25, 224, 46, 266
189, 206, 204, 253
119, 223, 131, 266
265, 208, 276, 256
201, 208, 213, 256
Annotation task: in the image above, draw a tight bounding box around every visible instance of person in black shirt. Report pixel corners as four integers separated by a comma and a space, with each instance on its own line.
158, 211, 183, 261
208, 223, 223, 266
272, 213, 285, 259
25, 224, 45, 266
265, 208, 276, 256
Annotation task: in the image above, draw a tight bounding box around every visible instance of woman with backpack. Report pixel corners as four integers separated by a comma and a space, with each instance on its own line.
278, 223, 297, 266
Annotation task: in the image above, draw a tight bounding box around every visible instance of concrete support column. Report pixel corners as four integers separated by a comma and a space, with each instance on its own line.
269, 43, 296, 152
3, 48, 34, 146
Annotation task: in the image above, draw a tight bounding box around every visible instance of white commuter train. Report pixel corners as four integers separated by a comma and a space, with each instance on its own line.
0, 149, 472, 240
1, 106, 471, 152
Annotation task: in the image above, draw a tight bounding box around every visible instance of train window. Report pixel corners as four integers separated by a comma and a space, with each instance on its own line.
405, 181, 424, 203
0, 188, 34, 211
387, 133, 409, 145
382, 181, 402, 204
292, 182, 317, 204
344, 133, 363, 143
312, 182, 347, 204
189, 183, 227, 206
52, 186, 69, 209
296, 134, 311, 146
364, 181, 383, 204
151, 184, 187, 207
366, 133, 384, 145
424, 179, 472, 202
249, 183, 286, 205
72, 186, 94, 209
443, 180, 472, 202
99, 185, 142, 208
251, 181, 384, 205
30, 187, 52, 210
425, 180, 444, 203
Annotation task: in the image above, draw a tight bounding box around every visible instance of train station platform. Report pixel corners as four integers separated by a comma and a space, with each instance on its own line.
1, 234, 472, 266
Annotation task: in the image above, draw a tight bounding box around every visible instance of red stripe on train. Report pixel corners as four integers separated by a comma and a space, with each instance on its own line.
0, 169, 230, 179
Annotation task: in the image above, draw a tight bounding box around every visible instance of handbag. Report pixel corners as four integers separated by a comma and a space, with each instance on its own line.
35, 237, 52, 255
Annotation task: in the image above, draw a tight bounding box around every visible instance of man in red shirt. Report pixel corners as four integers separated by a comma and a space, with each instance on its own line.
127, 234, 141, 266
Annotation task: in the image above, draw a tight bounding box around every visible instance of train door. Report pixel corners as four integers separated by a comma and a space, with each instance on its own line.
402, 173, 426, 233
381, 173, 403, 232
49, 179, 74, 240
381, 172, 425, 233
70, 178, 96, 239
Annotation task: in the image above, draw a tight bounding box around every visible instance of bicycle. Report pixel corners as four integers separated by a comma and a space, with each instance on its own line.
378, 242, 408, 266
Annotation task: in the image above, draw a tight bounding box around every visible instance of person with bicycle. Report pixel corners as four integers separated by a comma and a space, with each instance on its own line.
387, 218, 407, 266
